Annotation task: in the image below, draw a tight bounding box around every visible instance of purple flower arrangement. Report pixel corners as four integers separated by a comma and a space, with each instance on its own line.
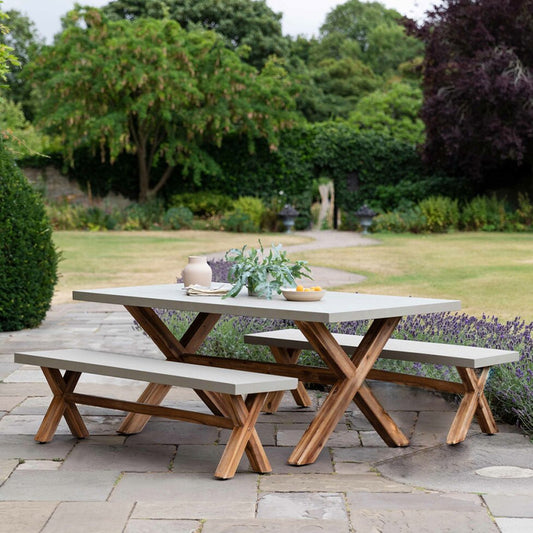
160, 260, 532, 435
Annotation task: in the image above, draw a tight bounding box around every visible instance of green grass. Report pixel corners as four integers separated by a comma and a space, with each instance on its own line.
51, 230, 311, 304
297, 232, 533, 322
52, 230, 533, 322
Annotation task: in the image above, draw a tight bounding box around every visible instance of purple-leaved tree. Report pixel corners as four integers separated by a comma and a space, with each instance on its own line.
405, 0, 533, 192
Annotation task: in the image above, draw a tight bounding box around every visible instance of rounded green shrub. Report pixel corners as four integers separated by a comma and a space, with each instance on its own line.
162, 206, 194, 229
0, 140, 59, 331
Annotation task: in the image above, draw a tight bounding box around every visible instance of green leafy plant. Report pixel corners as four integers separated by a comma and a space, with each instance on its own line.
0, 138, 59, 331
224, 240, 312, 299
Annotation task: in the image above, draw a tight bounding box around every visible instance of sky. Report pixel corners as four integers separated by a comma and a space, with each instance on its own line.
2, 0, 442, 43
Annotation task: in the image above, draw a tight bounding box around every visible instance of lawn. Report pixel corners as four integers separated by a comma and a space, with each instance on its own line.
296, 232, 533, 322
51, 230, 311, 304
52, 230, 533, 322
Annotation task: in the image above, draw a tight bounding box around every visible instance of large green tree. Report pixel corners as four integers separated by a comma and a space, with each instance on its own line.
348, 81, 424, 145
103, 0, 288, 69
29, 7, 297, 202
319, 0, 423, 76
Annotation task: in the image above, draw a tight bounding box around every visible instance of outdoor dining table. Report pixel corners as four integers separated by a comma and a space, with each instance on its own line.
73, 284, 461, 465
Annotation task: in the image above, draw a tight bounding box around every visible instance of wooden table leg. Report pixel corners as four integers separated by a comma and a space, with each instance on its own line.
118, 307, 222, 434
289, 317, 403, 465
447, 367, 497, 444
36, 368, 89, 442
353, 383, 410, 447
263, 346, 312, 413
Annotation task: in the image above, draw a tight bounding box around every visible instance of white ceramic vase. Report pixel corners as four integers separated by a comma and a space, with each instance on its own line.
182, 256, 212, 288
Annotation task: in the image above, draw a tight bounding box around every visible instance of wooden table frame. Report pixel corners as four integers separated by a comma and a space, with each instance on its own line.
119, 306, 408, 466
73, 285, 460, 466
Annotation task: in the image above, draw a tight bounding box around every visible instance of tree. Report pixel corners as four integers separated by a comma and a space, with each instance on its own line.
311, 56, 379, 119
29, 7, 297, 202
348, 81, 424, 145
0, 9, 43, 119
103, 0, 289, 69
0, 2, 19, 85
291, 34, 378, 121
407, 0, 533, 189
0, 97, 46, 158
320, 0, 422, 76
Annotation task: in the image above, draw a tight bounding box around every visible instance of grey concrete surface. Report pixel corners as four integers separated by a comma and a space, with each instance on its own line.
1, 230, 532, 532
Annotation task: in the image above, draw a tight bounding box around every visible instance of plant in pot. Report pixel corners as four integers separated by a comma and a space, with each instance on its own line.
224, 241, 312, 299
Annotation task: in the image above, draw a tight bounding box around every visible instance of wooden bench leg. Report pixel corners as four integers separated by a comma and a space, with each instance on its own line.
36, 367, 89, 442
215, 393, 270, 480
263, 347, 312, 413
447, 367, 497, 445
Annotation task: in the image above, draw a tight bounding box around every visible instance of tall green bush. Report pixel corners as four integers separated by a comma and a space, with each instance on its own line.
461, 195, 508, 231
0, 140, 59, 331
418, 196, 459, 232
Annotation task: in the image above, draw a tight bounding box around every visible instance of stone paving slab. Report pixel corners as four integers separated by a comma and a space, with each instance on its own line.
0, 470, 121, 501
495, 518, 533, 533
202, 519, 350, 533
257, 492, 347, 520
259, 473, 412, 493
109, 472, 258, 504
0, 502, 58, 533
60, 441, 175, 471
42, 502, 133, 533
0, 414, 125, 436
132, 500, 255, 520
346, 491, 485, 511
124, 419, 219, 446
0, 434, 76, 460
0, 459, 18, 483
351, 509, 499, 532
482, 494, 533, 517
125, 519, 201, 533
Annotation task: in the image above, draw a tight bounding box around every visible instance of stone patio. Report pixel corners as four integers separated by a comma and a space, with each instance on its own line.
1, 302, 533, 532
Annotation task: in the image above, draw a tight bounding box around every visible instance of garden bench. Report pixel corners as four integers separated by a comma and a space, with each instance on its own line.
244, 329, 519, 445
14, 348, 297, 479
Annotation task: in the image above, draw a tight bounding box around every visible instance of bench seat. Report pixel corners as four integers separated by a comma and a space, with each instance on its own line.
244, 329, 519, 445
14, 348, 297, 479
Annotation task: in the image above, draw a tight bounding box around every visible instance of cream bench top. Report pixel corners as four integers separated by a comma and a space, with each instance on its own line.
244, 329, 519, 368
14, 349, 298, 396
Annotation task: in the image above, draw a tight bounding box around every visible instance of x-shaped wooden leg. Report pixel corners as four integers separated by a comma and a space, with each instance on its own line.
215, 392, 270, 479
288, 317, 406, 465
36, 367, 89, 442
120, 306, 270, 468
262, 346, 312, 413
118, 307, 222, 434
447, 366, 497, 445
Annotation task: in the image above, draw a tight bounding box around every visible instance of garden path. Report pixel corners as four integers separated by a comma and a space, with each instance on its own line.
209, 229, 379, 288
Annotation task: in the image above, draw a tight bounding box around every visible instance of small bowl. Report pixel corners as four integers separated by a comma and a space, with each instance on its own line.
281, 287, 325, 302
